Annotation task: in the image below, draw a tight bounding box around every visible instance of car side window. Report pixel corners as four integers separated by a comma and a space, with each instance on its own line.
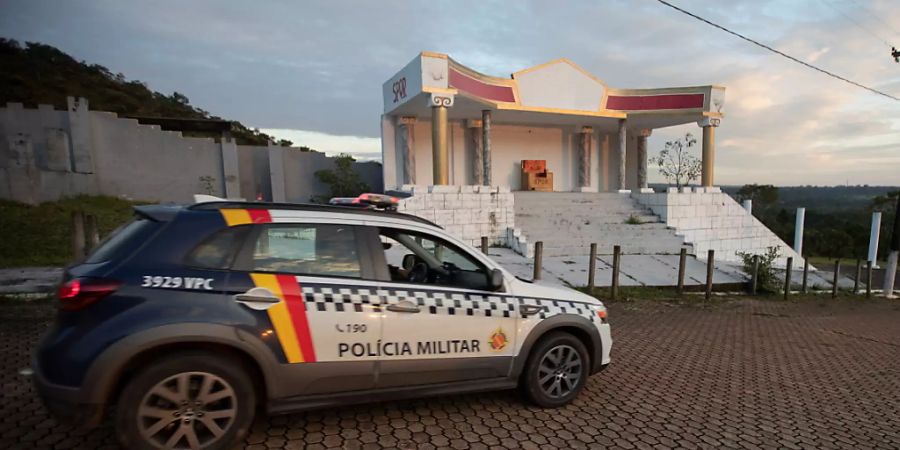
251, 224, 361, 278
184, 226, 247, 269
379, 228, 490, 291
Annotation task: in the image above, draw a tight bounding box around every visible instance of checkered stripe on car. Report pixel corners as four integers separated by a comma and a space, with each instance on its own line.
299, 285, 601, 323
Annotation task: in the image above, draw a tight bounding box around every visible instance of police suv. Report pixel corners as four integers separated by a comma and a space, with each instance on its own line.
34, 195, 612, 450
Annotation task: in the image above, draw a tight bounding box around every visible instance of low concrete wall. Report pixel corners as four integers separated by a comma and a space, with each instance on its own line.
1, 98, 383, 204
632, 187, 804, 267
396, 185, 524, 251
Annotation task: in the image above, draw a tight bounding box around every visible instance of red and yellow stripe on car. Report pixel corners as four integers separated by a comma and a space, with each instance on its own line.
220, 208, 273, 226
250, 273, 317, 363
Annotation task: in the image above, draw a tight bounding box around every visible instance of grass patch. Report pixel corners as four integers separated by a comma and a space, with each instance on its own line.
624, 214, 644, 225
0, 195, 149, 268
579, 285, 681, 301
578, 283, 875, 304
805, 256, 886, 268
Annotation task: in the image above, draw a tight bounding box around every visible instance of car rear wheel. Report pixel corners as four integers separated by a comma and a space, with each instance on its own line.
521, 331, 589, 407
115, 352, 256, 450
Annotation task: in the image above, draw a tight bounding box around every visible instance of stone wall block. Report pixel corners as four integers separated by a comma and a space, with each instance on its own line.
453, 209, 472, 225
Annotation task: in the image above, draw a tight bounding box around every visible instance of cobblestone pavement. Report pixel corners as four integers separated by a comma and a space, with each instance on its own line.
3, 296, 900, 449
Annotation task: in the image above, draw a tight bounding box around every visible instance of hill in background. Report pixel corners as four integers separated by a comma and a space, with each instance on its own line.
0, 38, 294, 146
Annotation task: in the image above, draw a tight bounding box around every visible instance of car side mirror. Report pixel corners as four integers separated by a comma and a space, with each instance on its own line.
489, 268, 504, 291
402, 254, 416, 270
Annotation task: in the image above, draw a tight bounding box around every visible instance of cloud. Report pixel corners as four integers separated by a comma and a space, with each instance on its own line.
261, 128, 380, 161
1, 0, 898, 185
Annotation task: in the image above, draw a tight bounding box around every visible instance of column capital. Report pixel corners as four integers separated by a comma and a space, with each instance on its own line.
579, 126, 593, 134
466, 119, 483, 128
698, 117, 721, 128
428, 93, 455, 108
637, 128, 652, 137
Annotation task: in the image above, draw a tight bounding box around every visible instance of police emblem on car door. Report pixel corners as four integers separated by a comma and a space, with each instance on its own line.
372, 227, 518, 388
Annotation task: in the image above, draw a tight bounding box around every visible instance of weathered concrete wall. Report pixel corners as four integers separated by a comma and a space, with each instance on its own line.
89, 112, 224, 203
0, 99, 383, 204
633, 187, 804, 267
396, 185, 518, 249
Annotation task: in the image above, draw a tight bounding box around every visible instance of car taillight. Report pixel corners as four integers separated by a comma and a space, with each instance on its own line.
57, 278, 121, 311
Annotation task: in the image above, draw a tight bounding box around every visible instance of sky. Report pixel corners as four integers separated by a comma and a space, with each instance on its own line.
1, 0, 899, 186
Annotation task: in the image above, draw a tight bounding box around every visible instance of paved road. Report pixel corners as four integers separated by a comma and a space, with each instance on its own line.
3, 296, 899, 449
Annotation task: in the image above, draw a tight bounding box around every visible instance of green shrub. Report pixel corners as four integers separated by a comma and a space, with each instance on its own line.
0, 195, 146, 267
737, 246, 781, 293
625, 214, 643, 225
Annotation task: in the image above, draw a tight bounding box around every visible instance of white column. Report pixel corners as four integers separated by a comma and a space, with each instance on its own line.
868, 212, 882, 265
616, 119, 627, 192
794, 207, 805, 256
698, 117, 721, 187
578, 126, 593, 190
885, 251, 898, 298
884, 196, 899, 297
482, 110, 492, 186
467, 119, 483, 185
636, 129, 651, 191
397, 116, 416, 185
429, 94, 453, 185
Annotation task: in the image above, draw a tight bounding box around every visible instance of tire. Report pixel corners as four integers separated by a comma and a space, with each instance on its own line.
115, 352, 256, 450
521, 331, 590, 407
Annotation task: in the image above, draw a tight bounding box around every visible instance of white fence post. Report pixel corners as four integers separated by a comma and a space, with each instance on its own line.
868, 212, 882, 265
794, 207, 805, 256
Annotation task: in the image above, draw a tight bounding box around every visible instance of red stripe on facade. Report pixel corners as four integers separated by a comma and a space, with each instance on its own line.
276, 275, 317, 363
606, 93, 704, 111
449, 69, 516, 103
247, 209, 272, 224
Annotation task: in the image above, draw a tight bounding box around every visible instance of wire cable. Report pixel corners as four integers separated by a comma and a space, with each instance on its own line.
655, 0, 900, 102
845, 0, 900, 42
819, 0, 893, 48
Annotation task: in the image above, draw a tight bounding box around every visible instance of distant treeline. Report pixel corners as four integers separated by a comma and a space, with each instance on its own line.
0, 38, 297, 147
725, 185, 898, 260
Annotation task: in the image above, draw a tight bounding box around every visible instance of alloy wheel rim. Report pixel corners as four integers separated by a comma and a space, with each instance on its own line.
537, 344, 583, 399
138, 371, 237, 450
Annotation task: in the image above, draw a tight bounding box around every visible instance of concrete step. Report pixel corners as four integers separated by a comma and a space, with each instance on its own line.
513, 192, 633, 199
528, 235, 684, 248
514, 207, 653, 216
540, 245, 691, 257
516, 222, 671, 233
512, 191, 689, 257
522, 232, 687, 244
515, 208, 659, 222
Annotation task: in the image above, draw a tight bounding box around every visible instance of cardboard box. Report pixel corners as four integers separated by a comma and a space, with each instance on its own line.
521, 160, 547, 173
522, 171, 554, 191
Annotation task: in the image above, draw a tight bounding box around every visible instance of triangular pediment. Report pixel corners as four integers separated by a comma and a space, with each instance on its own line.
512, 59, 607, 112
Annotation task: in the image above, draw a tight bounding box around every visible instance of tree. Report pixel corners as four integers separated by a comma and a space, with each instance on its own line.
736, 184, 779, 206
870, 190, 899, 256
649, 132, 701, 188
314, 154, 370, 201
871, 190, 899, 216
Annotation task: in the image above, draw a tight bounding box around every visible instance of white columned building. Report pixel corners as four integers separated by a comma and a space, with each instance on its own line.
380, 52, 726, 192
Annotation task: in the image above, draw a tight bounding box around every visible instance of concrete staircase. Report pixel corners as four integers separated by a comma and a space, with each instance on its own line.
513, 192, 691, 257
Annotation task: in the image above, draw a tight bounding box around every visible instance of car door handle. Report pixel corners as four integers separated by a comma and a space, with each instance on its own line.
520, 304, 545, 317
234, 287, 280, 310
235, 294, 279, 303
386, 301, 420, 313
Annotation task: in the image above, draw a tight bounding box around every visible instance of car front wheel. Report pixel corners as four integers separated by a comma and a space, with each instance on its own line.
521, 331, 589, 407
115, 352, 256, 450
